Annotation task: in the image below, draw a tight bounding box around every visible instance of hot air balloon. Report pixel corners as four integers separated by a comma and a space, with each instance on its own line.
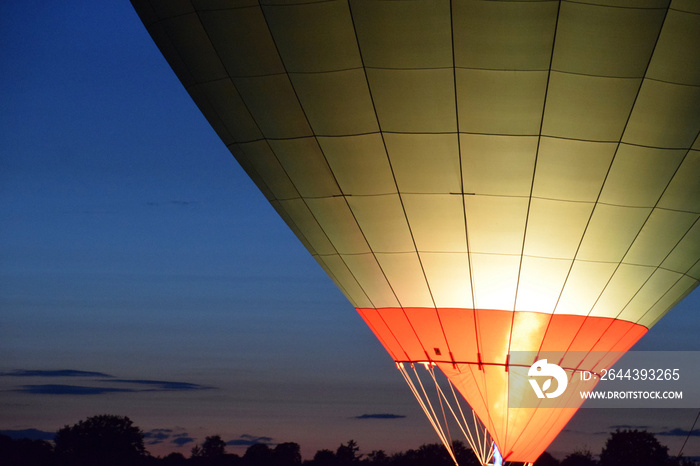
131, 1, 700, 464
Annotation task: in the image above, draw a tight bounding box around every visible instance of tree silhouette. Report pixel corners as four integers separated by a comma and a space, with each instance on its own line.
0, 434, 54, 466
452, 440, 481, 466
244, 443, 274, 466
561, 450, 596, 466
534, 451, 561, 466
362, 450, 388, 466
599, 430, 668, 466
191, 435, 232, 466
273, 442, 302, 466
6, 415, 690, 466
335, 440, 361, 465
161, 452, 188, 466
195, 435, 227, 458
671, 458, 697, 466
310, 449, 336, 466
54, 414, 146, 466
402, 443, 457, 466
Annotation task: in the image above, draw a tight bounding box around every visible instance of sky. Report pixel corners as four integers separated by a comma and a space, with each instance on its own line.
1, 0, 699, 461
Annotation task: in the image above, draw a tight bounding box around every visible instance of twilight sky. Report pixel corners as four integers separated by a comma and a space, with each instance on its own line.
1, 1, 699, 461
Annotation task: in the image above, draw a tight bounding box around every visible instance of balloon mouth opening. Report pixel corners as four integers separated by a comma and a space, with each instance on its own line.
360, 308, 647, 464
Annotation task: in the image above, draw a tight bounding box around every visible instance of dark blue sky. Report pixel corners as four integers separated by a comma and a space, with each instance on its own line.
1, 0, 698, 460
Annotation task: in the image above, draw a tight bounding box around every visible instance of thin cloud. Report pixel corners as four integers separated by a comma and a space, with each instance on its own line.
656, 428, 700, 437
0, 370, 113, 378
173, 437, 195, 446
0, 429, 55, 441
11, 377, 214, 396
609, 425, 649, 430
143, 428, 193, 446
14, 384, 134, 395
562, 429, 610, 435
111, 379, 212, 391
354, 413, 406, 420
226, 434, 275, 446
145, 429, 173, 441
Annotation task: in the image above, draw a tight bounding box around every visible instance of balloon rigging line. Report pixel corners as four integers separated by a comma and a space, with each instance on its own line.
473, 410, 487, 464
396, 363, 437, 435
398, 362, 539, 466
677, 408, 700, 460
448, 375, 481, 456
401, 362, 519, 466
446, 370, 484, 459
433, 366, 494, 466
427, 364, 493, 465
397, 363, 459, 466
430, 365, 455, 449
412, 364, 460, 466
429, 366, 472, 455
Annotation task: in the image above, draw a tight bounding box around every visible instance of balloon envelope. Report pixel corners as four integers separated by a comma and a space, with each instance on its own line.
131, 0, 700, 462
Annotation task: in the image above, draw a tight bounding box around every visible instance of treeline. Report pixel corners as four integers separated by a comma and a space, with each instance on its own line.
0, 415, 696, 466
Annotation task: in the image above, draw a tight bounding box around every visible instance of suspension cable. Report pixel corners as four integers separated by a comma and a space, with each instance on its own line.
677, 409, 700, 460
412, 364, 459, 465
397, 363, 459, 466
426, 364, 491, 464
395, 361, 537, 466
396, 362, 504, 466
